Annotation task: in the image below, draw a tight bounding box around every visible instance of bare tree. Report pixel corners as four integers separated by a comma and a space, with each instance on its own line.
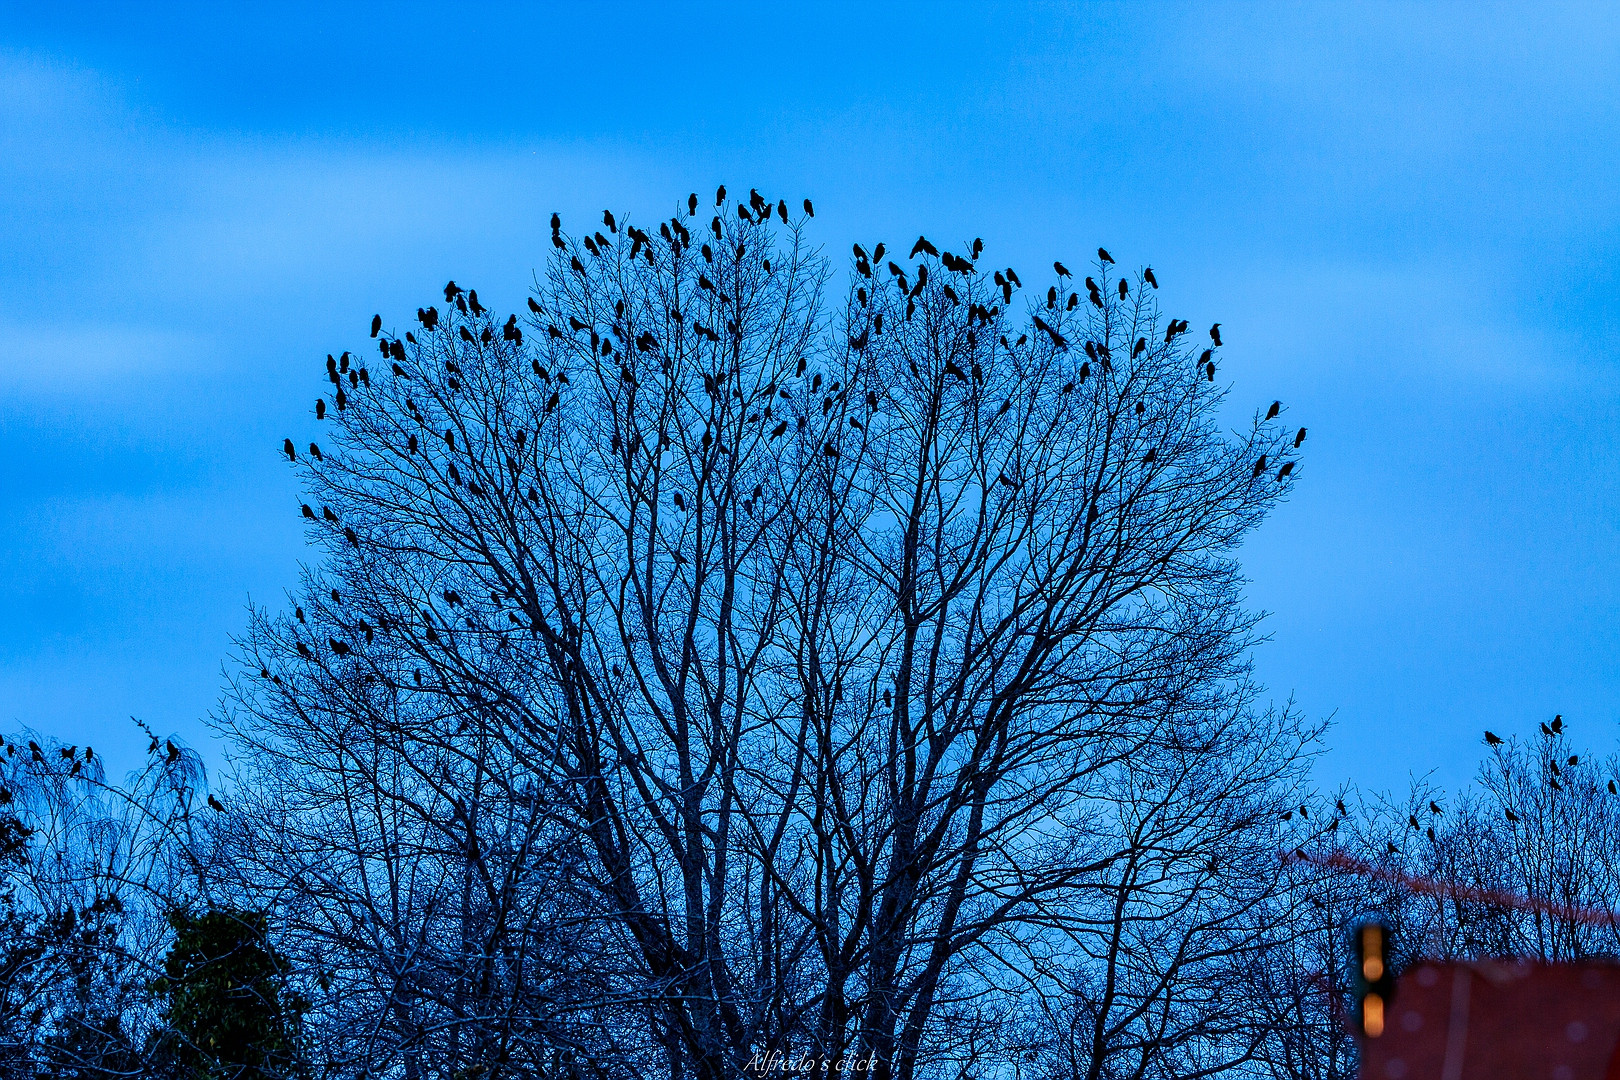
231, 187, 1307, 1079
0, 727, 203, 1077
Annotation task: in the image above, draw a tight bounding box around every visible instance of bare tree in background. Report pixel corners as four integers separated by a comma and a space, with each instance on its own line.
231, 186, 1309, 1080
0, 728, 204, 1076
1252, 717, 1620, 1080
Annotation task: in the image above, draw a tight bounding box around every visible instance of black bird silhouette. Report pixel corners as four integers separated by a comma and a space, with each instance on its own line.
1118, 279, 1128, 299
1143, 448, 1156, 464
344, 527, 358, 547
329, 638, 350, 657
1408, 814, 1420, 829
1484, 730, 1503, 745
944, 361, 967, 382
910, 236, 939, 258
1031, 315, 1067, 349
1611, 780, 1618, 795
1541, 721, 1554, 736
316, 398, 326, 420
1054, 261, 1070, 277
1505, 808, 1520, 822
883, 689, 892, 708
1252, 455, 1268, 477
301, 504, 315, 520
1097, 247, 1113, 264
673, 492, 685, 510
1552, 714, 1564, 733
1143, 267, 1158, 288
370, 314, 382, 337
603, 209, 616, 232
1209, 323, 1222, 346
208, 794, 225, 812
1132, 337, 1147, 358
1206, 362, 1216, 381
283, 438, 296, 461
1294, 427, 1307, 448
1276, 462, 1295, 480
550, 212, 560, 232
770, 421, 788, 438
323, 507, 339, 523
308, 443, 322, 461
1266, 400, 1281, 420
716, 184, 727, 206
1430, 801, 1443, 814
803, 198, 814, 217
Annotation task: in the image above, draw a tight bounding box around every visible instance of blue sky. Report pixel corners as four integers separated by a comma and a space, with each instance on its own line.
2, 3, 1617, 793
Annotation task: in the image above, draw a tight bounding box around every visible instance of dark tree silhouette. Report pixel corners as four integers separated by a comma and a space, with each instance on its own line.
229, 188, 1311, 1080
149, 908, 308, 1080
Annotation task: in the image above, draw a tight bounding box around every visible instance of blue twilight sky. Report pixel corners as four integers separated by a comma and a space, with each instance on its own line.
1, 3, 1616, 792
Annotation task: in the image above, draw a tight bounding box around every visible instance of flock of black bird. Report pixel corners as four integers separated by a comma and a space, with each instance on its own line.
283, 191, 1310, 608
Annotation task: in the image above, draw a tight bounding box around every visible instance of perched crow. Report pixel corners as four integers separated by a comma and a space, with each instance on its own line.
1054, 261, 1070, 277
371, 314, 382, 337
1209, 323, 1222, 346
283, 438, 296, 461
803, 198, 814, 217
1252, 455, 1268, 477
1430, 801, 1443, 814
1118, 279, 1128, 299
1294, 427, 1307, 447
1484, 730, 1504, 745
1266, 400, 1281, 420
1276, 462, 1295, 480
208, 794, 225, 812
1032, 315, 1067, 349
716, 184, 727, 206
603, 209, 616, 232
910, 236, 939, 258
1143, 267, 1158, 288
1097, 247, 1113, 264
